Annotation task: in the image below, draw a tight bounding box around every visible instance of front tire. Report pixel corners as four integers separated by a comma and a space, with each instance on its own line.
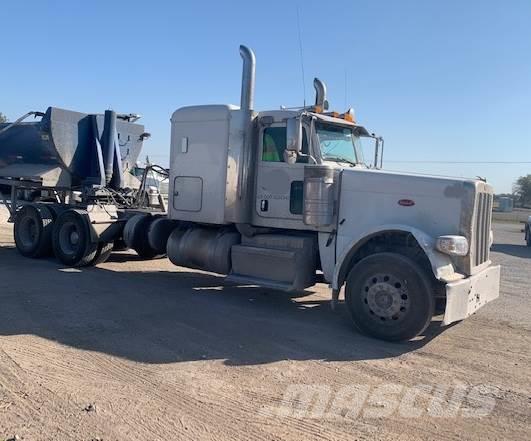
345, 252, 434, 341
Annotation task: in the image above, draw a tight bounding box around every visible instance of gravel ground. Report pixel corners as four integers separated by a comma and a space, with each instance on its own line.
0, 207, 529, 441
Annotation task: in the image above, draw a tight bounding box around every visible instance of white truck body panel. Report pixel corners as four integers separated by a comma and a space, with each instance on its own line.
169, 105, 234, 224
443, 264, 501, 324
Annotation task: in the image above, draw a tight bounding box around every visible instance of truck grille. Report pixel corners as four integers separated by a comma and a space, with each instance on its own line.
473, 192, 493, 266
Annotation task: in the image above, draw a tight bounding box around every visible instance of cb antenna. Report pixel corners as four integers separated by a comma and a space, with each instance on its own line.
344, 67, 348, 110
296, 4, 307, 107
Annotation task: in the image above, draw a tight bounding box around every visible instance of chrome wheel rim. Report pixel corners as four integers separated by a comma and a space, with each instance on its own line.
362, 273, 410, 322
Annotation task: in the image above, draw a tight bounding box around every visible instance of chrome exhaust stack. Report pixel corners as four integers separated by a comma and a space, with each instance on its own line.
313, 78, 328, 110
239, 45, 256, 111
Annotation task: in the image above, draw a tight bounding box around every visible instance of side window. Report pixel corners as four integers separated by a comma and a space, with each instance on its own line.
262, 126, 310, 163
262, 127, 286, 162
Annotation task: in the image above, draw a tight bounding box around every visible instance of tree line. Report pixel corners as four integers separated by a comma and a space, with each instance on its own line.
513, 175, 531, 208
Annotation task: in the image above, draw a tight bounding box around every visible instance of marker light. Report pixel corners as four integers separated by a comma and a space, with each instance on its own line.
343, 112, 354, 122
436, 235, 469, 256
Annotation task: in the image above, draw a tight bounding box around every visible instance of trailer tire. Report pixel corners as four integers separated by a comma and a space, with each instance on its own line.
14, 204, 54, 258
345, 252, 434, 342
52, 209, 98, 267
123, 214, 162, 259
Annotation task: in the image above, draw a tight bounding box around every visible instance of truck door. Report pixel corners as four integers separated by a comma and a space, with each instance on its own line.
253, 122, 309, 227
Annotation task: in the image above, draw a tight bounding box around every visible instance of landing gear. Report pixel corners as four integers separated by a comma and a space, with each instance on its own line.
345, 252, 434, 341
14, 204, 54, 258
52, 209, 98, 267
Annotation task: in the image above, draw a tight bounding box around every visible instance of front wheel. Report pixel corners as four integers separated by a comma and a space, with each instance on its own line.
345, 252, 434, 341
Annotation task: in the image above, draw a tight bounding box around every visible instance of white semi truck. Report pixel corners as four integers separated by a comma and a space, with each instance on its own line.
1, 45, 500, 341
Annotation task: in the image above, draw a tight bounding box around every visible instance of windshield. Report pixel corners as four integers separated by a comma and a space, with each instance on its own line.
316, 121, 362, 165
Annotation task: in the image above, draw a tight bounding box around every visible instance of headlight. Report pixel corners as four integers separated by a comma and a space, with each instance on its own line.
436, 235, 469, 256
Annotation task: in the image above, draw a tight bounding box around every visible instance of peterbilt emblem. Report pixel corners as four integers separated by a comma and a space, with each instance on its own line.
398, 199, 415, 207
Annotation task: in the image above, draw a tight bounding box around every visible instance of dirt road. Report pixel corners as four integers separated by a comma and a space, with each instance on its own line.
0, 209, 529, 440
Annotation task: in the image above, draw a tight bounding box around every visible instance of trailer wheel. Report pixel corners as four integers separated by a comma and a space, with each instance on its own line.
52, 209, 98, 267
123, 214, 162, 259
345, 252, 434, 342
14, 204, 54, 258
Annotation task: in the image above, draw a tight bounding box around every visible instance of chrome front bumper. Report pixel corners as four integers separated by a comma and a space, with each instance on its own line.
443, 265, 501, 325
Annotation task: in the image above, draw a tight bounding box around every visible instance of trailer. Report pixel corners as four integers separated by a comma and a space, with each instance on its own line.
0, 107, 166, 265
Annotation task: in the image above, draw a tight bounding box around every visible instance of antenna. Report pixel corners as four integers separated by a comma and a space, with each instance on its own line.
296, 4, 307, 107
344, 67, 348, 109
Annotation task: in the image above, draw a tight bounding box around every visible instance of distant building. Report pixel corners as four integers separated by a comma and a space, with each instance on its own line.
498, 196, 514, 212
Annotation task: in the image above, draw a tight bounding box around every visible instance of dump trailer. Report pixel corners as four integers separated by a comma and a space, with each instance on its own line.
0, 107, 166, 265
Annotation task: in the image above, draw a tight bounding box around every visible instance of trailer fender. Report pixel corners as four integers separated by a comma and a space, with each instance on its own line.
84, 204, 119, 243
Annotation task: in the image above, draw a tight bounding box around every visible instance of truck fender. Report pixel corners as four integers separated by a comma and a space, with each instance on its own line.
332, 224, 461, 291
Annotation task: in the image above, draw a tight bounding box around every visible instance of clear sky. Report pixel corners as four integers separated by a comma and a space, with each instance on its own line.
1, 0, 530, 193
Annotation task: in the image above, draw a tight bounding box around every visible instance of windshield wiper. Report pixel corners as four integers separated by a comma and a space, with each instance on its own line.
323, 155, 357, 166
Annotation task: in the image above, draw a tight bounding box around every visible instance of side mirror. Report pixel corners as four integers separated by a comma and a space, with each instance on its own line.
286, 118, 302, 153
283, 150, 298, 164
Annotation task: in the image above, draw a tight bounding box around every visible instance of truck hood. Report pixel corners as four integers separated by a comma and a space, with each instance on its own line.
335, 167, 493, 276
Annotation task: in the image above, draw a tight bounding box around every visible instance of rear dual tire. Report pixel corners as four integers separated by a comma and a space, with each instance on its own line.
14, 204, 54, 258
52, 209, 113, 267
123, 214, 165, 259
52, 210, 99, 266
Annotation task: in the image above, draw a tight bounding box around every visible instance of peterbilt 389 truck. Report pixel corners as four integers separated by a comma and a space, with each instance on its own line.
1, 45, 500, 341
